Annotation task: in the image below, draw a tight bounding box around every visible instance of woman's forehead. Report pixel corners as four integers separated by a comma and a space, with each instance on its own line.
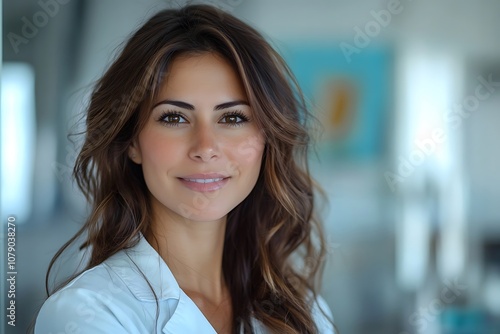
155, 53, 248, 104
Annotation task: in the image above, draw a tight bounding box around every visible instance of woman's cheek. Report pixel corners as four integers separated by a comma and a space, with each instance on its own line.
236, 133, 265, 163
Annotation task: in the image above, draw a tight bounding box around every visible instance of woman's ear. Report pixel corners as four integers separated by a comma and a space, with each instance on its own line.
128, 140, 142, 164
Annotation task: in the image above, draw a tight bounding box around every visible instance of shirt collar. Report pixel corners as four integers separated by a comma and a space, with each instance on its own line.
105, 234, 180, 302
104, 234, 269, 333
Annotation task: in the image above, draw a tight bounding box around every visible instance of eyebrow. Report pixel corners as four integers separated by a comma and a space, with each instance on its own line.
152, 99, 249, 111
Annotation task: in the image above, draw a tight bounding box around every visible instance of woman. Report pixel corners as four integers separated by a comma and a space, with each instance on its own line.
35, 4, 334, 333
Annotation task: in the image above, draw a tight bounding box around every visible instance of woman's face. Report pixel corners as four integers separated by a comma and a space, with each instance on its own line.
129, 53, 265, 223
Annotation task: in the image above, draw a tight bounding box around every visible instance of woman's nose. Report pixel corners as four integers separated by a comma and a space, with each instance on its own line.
188, 124, 220, 162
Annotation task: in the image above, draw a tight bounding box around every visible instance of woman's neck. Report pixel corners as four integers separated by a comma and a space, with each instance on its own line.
146, 210, 228, 304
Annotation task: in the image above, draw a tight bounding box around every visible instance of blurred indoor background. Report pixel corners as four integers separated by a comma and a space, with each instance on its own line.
2, 0, 500, 333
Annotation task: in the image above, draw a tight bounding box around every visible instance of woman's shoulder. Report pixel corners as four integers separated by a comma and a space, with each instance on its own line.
35, 244, 164, 333
35, 238, 181, 333
35, 261, 134, 333
41, 249, 136, 299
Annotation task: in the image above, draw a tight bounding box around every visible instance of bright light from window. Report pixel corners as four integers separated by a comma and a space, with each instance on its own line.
1, 63, 36, 224
395, 46, 465, 289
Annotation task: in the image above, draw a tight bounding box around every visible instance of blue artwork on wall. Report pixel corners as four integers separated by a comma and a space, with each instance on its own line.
280, 44, 393, 163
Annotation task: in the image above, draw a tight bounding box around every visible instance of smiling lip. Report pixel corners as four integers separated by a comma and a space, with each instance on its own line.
178, 173, 230, 192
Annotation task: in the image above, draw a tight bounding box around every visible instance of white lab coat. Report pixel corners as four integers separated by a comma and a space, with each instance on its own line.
35, 235, 334, 333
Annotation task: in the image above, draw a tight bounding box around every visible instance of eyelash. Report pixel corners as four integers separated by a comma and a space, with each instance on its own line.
157, 110, 250, 127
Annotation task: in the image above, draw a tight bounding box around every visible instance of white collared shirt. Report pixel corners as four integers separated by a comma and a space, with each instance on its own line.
35, 236, 334, 333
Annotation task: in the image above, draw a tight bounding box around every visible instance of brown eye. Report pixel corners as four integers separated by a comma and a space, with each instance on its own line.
219, 111, 249, 126
157, 112, 188, 127
221, 115, 240, 124
165, 114, 182, 123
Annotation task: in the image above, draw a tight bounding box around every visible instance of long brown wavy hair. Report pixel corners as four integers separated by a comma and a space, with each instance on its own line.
45, 4, 331, 333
